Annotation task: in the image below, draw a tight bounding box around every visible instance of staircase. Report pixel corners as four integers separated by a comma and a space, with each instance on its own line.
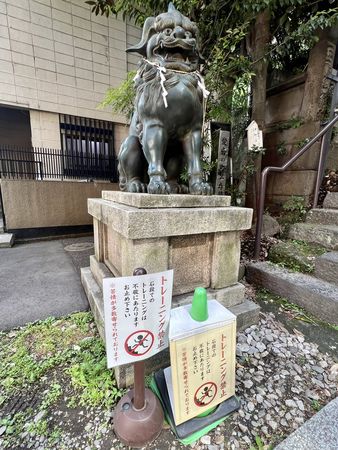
247, 192, 338, 325
288, 192, 338, 249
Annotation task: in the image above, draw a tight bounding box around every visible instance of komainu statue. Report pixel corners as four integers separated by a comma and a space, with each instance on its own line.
118, 3, 213, 195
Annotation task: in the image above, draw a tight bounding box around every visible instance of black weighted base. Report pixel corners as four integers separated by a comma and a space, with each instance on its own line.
154, 369, 240, 440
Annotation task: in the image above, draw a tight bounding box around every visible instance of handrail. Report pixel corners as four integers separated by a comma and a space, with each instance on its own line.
253, 113, 338, 260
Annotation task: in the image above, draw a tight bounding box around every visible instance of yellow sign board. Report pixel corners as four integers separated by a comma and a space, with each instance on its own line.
165, 301, 236, 425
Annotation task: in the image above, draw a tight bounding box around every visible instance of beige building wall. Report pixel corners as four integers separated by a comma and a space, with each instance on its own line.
126, 22, 141, 72
114, 123, 129, 152
30, 110, 61, 148
0, 0, 141, 125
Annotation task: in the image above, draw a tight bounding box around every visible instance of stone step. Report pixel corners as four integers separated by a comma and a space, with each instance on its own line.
0, 233, 14, 248
246, 261, 338, 325
314, 252, 338, 286
229, 299, 260, 332
275, 397, 338, 450
306, 208, 338, 226
289, 223, 338, 250
323, 191, 338, 209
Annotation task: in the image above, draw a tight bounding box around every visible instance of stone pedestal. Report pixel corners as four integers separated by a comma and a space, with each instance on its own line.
81, 192, 259, 387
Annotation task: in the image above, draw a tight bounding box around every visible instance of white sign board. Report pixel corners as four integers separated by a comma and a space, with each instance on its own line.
247, 120, 263, 152
103, 270, 173, 368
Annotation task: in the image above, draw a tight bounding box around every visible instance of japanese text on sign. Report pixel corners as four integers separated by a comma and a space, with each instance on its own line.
247, 120, 263, 152
103, 270, 173, 368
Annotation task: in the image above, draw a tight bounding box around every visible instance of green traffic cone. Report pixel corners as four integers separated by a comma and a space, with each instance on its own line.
189, 287, 208, 322
190, 287, 215, 417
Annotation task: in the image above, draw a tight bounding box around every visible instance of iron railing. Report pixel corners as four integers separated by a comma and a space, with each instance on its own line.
254, 112, 338, 259
0, 145, 118, 181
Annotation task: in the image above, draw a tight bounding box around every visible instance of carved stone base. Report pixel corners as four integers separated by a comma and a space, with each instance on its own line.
81, 192, 260, 387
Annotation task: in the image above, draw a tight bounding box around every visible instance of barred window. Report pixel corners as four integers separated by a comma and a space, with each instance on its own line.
59, 114, 118, 181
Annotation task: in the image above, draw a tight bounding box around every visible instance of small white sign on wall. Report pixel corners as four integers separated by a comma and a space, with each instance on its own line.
103, 270, 173, 368
247, 120, 263, 152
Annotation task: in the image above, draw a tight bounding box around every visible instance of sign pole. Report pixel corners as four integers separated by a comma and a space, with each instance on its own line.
132, 267, 146, 411
113, 268, 164, 447
133, 361, 145, 410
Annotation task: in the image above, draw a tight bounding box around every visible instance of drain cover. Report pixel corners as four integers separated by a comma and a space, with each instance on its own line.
64, 242, 94, 252
1, 390, 39, 417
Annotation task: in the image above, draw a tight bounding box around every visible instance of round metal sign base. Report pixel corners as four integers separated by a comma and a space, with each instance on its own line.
114, 388, 164, 448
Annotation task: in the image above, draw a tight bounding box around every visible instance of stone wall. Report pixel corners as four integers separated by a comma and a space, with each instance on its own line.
1, 179, 118, 230
261, 30, 337, 208
326, 125, 338, 171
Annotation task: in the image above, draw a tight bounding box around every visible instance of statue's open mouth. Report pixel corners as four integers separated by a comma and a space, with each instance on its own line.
153, 39, 198, 69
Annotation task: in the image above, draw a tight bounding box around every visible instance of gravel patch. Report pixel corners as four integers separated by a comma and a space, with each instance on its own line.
0, 312, 337, 450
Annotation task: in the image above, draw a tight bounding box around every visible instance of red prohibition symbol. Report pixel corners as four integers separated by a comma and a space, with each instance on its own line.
124, 330, 154, 356
194, 381, 217, 407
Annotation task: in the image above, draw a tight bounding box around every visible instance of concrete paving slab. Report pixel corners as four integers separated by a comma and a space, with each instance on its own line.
0, 240, 88, 330
275, 397, 338, 450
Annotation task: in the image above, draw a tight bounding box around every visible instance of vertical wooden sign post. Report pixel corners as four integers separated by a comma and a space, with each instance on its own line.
103, 267, 173, 448
215, 129, 230, 195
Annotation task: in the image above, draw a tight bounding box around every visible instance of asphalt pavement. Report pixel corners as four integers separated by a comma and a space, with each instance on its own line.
0, 237, 93, 330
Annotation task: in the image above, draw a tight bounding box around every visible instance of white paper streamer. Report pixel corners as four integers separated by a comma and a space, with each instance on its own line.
196, 73, 210, 99
142, 58, 209, 108
159, 67, 168, 108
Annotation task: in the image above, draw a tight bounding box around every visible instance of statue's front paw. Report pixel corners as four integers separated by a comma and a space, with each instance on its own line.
189, 181, 213, 195
168, 182, 189, 194
148, 177, 170, 194
126, 179, 147, 193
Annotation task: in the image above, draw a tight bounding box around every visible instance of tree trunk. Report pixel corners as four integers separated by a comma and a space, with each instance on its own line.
250, 9, 271, 129
247, 10, 270, 219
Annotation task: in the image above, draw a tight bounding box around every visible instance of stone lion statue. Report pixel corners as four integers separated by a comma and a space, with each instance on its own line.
118, 3, 213, 195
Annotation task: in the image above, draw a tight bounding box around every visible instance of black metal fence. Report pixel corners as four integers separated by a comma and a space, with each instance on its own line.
0, 145, 118, 181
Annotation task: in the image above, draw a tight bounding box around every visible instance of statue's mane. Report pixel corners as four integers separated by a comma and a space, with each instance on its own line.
133, 60, 204, 140
134, 60, 203, 117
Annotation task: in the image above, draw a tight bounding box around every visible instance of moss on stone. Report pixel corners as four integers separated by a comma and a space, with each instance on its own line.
268, 239, 327, 273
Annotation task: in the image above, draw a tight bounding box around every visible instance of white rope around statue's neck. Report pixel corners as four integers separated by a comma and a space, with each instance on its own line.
136, 58, 210, 109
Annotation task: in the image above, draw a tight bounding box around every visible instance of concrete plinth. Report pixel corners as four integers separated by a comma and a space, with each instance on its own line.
82, 192, 259, 387
0, 233, 14, 248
